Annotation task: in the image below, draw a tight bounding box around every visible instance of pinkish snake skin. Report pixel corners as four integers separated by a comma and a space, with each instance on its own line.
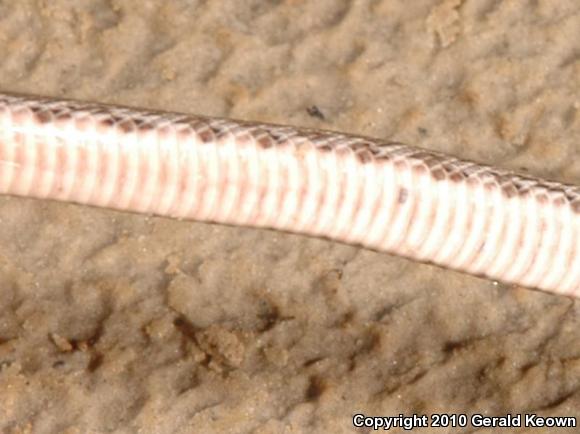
0, 92, 579, 298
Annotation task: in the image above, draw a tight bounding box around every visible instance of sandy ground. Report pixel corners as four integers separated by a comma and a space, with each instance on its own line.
0, 0, 579, 433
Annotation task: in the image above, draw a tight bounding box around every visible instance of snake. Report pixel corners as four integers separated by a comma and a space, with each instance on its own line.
0, 92, 579, 298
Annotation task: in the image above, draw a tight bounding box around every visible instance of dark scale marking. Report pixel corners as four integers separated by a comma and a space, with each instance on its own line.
208, 124, 230, 140
176, 126, 196, 145
398, 188, 408, 204
564, 190, 580, 204
410, 150, 439, 162
516, 185, 533, 195
110, 115, 126, 124
520, 179, 541, 193
89, 108, 113, 117
316, 144, 334, 152
545, 185, 568, 198
197, 128, 214, 143
431, 166, 447, 181
132, 116, 158, 130
441, 162, 461, 174
135, 121, 156, 132
313, 134, 346, 151
572, 201, 580, 213
99, 118, 116, 127
132, 117, 147, 127
501, 183, 518, 198
55, 111, 73, 122
412, 164, 428, 176
349, 141, 374, 154
355, 149, 374, 164
188, 120, 216, 143
421, 155, 456, 171
256, 134, 274, 149
118, 120, 136, 133
305, 132, 326, 140
558, 189, 578, 203
449, 171, 465, 183
265, 130, 288, 145
32, 108, 54, 124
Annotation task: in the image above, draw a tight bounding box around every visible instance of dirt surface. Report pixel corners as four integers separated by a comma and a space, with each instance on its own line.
0, 1, 579, 433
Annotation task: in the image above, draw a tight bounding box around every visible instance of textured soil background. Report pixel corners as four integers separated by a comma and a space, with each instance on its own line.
1, 1, 580, 433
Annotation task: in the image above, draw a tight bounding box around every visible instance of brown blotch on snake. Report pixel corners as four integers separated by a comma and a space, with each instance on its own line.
355, 149, 374, 164
398, 188, 409, 204
196, 128, 214, 143
31, 108, 53, 124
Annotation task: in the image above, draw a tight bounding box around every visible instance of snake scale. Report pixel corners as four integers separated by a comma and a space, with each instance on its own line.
0, 92, 579, 298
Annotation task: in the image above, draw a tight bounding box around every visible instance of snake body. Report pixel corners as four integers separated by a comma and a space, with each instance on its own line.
0, 92, 579, 298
